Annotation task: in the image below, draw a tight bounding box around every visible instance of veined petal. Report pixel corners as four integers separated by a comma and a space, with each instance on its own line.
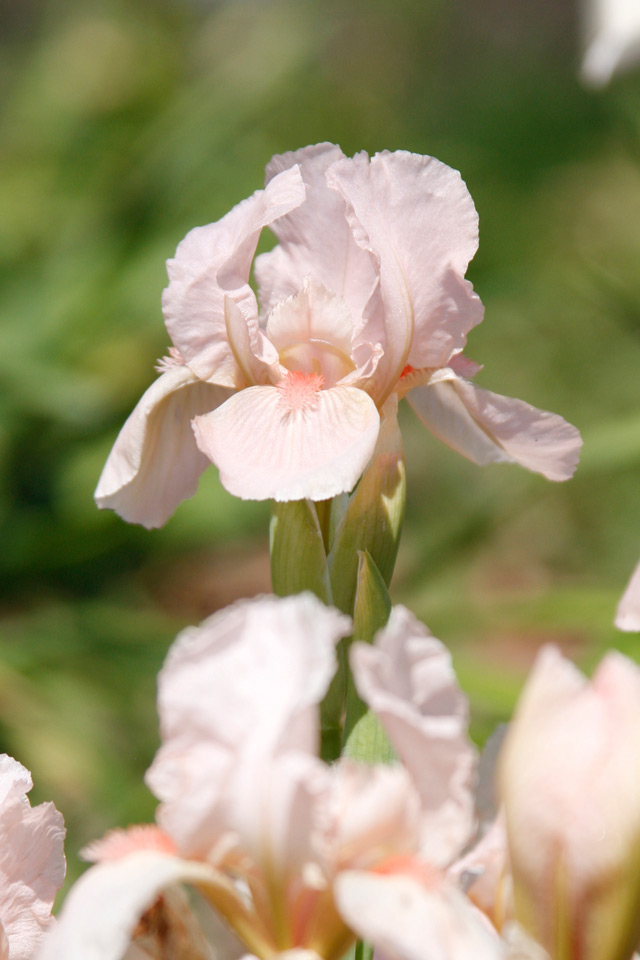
163, 166, 306, 382
266, 282, 355, 377
95, 366, 233, 528
193, 384, 380, 502
335, 870, 506, 960
0, 756, 65, 960
37, 852, 246, 960
615, 560, 640, 632
327, 151, 483, 403
407, 374, 582, 481
255, 143, 377, 326
351, 607, 476, 867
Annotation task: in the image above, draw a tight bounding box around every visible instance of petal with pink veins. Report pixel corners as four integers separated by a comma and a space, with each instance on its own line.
255, 143, 378, 326
266, 282, 357, 387
406, 372, 582, 481
351, 607, 476, 867
327, 151, 483, 403
95, 365, 233, 529
335, 870, 506, 960
193, 381, 380, 502
615, 560, 640, 632
163, 165, 306, 382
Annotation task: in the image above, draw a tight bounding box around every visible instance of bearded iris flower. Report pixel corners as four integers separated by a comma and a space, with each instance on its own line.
39, 595, 504, 960
95, 144, 581, 528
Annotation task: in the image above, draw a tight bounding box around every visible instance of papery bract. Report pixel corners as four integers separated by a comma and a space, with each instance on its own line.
0, 754, 66, 960
96, 143, 581, 527
498, 646, 640, 960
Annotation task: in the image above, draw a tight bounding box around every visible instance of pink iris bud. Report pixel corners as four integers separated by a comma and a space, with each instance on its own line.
499, 646, 640, 960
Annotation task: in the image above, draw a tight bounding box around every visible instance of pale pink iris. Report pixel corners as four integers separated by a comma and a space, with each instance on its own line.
95, 143, 581, 528
40, 595, 502, 960
482, 646, 640, 960
0, 754, 66, 960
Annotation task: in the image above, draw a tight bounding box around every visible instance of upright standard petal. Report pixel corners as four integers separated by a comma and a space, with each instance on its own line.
255, 143, 378, 326
146, 595, 350, 859
95, 366, 233, 529
327, 151, 483, 403
192, 382, 380, 502
163, 165, 306, 383
351, 606, 476, 867
615, 560, 640, 631
407, 372, 582, 481
0, 755, 66, 960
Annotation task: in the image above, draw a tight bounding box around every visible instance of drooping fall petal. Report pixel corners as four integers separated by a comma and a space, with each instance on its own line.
192, 382, 380, 502
95, 366, 233, 528
407, 373, 582, 481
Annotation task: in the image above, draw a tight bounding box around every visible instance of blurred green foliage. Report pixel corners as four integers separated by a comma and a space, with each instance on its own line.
1, 0, 640, 886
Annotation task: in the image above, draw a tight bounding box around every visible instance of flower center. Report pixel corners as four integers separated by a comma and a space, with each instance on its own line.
276, 370, 325, 412
278, 339, 355, 388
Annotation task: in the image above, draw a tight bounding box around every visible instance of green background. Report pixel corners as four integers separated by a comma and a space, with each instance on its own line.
1, 0, 639, 887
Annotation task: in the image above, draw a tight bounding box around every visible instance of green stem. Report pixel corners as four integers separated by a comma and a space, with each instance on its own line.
355, 939, 373, 960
